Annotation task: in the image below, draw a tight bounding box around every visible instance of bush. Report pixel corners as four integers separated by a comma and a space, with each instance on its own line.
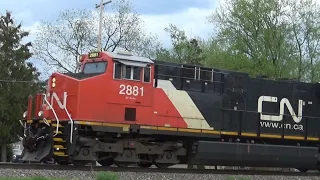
96, 171, 119, 180
0, 144, 13, 162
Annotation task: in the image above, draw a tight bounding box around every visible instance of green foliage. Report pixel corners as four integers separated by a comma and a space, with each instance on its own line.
0, 11, 42, 161
157, 24, 205, 65
1, 144, 13, 162
96, 171, 119, 180
158, 0, 320, 83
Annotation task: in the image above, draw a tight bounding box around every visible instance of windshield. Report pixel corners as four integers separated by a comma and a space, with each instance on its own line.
83, 61, 107, 74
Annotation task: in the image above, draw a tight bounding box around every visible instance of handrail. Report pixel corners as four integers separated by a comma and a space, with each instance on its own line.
19, 120, 26, 137
63, 97, 74, 144
43, 93, 60, 137
43, 118, 50, 126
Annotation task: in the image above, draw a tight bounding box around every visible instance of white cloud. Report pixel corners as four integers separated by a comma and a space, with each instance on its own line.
140, 6, 215, 47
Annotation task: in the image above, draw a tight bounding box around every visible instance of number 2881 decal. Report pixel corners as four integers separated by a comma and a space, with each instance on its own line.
119, 84, 144, 96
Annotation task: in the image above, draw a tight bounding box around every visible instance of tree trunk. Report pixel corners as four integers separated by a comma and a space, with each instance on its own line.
1, 145, 7, 162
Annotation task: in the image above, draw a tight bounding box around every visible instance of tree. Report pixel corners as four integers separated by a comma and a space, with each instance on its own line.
156, 24, 205, 65
285, 0, 320, 82
0, 11, 42, 162
208, 0, 294, 79
202, 37, 255, 73
33, 0, 161, 73
206, 0, 320, 82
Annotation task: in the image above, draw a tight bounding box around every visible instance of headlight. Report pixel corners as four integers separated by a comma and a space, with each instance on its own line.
52, 77, 56, 88
38, 111, 44, 117
22, 111, 27, 118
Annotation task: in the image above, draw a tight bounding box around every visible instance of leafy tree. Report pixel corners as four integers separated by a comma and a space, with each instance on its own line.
205, 0, 320, 83
285, 0, 320, 82
157, 24, 204, 65
202, 37, 255, 74
0, 11, 42, 162
207, 0, 294, 79
33, 0, 161, 73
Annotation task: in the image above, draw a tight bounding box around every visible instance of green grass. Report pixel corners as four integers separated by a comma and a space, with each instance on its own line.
96, 172, 119, 180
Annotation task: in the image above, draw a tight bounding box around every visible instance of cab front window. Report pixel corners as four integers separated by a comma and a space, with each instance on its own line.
83, 62, 107, 74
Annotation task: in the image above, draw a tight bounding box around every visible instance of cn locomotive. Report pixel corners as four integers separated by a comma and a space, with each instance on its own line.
20, 51, 320, 171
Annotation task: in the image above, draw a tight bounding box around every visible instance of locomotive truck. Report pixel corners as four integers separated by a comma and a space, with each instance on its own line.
20, 51, 320, 171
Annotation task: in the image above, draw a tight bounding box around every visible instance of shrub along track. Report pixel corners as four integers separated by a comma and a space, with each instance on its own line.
0, 163, 318, 177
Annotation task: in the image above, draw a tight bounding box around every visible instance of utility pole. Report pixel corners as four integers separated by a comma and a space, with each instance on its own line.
95, 0, 112, 52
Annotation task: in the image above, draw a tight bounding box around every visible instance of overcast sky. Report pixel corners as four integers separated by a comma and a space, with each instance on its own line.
0, 0, 221, 47
0, 0, 222, 78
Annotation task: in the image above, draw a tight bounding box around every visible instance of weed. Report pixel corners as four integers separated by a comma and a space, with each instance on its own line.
96, 171, 119, 180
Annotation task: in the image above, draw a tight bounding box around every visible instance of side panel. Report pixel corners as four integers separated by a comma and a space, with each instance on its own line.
156, 80, 213, 130
155, 61, 320, 140
152, 88, 187, 128
245, 79, 320, 139
192, 141, 319, 168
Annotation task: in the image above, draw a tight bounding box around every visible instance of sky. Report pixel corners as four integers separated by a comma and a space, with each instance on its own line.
0, 0, 222, 78
0, 0, 222, 47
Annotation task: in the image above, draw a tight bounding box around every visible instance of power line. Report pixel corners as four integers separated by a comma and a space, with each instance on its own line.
0, 79, 45, 83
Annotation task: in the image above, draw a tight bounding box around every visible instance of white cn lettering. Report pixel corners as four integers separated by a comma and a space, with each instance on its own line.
49, 92, 67, 109
257, 96, 304, 123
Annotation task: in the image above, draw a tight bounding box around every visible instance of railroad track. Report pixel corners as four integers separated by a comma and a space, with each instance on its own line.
0, 163, 319, 176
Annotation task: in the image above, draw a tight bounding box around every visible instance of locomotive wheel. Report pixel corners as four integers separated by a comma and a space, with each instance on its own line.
98, 158, 113, 166
138, 155, 153, 168
55, 158, 69, 165
137, 162, 152, 168
296, 168, 308, 172
115, 162, 132, 168
73, 160, 90, 166
154, 163, 171, 168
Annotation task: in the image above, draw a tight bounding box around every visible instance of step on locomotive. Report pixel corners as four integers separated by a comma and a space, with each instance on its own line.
20, 51, 320, 171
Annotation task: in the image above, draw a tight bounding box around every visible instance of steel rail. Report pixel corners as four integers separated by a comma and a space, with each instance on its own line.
0, 163, 319, 177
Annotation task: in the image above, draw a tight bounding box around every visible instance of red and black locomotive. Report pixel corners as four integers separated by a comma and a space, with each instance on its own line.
20, 51, 320, 171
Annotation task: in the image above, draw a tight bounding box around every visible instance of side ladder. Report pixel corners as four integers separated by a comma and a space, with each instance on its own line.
43, 93, 74, 164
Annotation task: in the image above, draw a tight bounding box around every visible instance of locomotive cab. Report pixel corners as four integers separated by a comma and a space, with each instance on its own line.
19, 51, 156, 163
75, 51, 155, 124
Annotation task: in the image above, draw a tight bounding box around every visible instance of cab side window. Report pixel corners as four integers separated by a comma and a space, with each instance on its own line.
113, 62, 141, 81
143, 65, 151, 83
113, 61, 151, 83
114, 62, 122, 79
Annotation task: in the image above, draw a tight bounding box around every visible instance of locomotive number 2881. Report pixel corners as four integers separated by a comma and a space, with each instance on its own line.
119, 84, 144, 96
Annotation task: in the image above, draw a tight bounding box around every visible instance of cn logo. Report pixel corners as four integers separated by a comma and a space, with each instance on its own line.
257, 96, 304, 123
46, 92, 67, 110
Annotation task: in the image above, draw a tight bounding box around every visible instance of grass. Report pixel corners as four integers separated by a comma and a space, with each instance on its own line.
0, 172, 119, 180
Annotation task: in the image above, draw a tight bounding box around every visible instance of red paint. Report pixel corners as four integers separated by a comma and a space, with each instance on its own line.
34, 93, 43, 118
27, 95, 33, 119
40, 52, 187, 128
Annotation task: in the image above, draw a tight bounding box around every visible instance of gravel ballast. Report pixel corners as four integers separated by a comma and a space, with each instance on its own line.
0, 169, 320, 180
